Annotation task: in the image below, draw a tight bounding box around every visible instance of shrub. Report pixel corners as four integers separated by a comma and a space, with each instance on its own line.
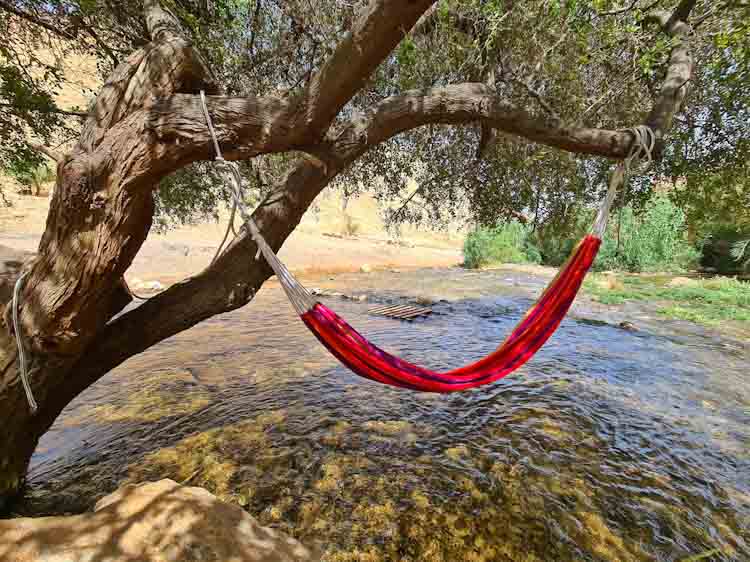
731, 239, 750, 272
463, 222, 541, 269
594, 196, 699, 272
700, 224, 750, 274
533, 196, 698, 273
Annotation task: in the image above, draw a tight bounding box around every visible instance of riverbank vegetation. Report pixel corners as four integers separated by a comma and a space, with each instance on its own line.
463, 196, 702, 272
463, 191, 750, 327
584, 274, 750, 326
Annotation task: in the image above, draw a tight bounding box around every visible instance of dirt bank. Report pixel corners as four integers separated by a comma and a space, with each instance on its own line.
1, 190, 463, 287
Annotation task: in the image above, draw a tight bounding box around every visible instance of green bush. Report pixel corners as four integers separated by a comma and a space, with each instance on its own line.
594, 197, 699, 272
533, 196, 699, 273
9, 162, 55, 196
463, 222, 541, 269
731, 239, 750, 272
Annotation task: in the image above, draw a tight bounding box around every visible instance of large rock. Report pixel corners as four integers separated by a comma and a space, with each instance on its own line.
0, 479, 318, 562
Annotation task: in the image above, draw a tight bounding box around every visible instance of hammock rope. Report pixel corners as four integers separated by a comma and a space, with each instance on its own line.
199, 90, 653, 393
13, 271, 38, 413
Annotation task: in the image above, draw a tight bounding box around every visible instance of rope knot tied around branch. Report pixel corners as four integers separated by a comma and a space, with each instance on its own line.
591, 125, 655, 238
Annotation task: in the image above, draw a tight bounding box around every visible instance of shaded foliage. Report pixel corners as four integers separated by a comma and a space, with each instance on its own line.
463, 222, 540, 269
1, 0, 748, 236
472, 196, 699, 273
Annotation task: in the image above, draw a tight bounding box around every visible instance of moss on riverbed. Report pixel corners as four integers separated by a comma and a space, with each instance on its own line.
584, 274, 750, 326
61, 369, 213, 426
125, 411, 672, 562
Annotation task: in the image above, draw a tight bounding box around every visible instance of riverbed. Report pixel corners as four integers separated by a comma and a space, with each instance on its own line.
15, 267, 750, 561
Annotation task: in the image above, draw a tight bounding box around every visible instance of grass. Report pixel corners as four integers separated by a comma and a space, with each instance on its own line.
583, 274, 750, 326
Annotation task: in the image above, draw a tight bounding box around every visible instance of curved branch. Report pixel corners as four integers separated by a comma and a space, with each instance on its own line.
645, 1, 697, 152
71, 156, 336, 387
325, 84, 635, 161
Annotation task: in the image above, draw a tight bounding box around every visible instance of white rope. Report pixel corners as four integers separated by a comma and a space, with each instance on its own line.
12, 272, 38, 414
199, 91, 315, 314
591, 125, 655, 238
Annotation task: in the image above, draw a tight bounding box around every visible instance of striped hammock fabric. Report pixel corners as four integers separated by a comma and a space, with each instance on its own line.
198, 92, 653, 394
300, 235, 600, 392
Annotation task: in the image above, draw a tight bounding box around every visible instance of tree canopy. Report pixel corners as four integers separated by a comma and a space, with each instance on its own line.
2, 0, 748, 232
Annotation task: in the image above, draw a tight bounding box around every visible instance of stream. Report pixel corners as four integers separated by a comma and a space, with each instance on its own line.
16, 267, 750, 561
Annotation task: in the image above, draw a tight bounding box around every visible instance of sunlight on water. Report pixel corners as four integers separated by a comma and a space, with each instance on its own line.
21, 268, 750, 561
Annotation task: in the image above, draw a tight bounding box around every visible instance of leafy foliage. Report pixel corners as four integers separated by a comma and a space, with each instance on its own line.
10, 162, 56, 196
463, 222, 540, 269
1, 0, 748, 236
730, 239, 750, 272
466, 196, 697, 273
697, 223, 750, 274
594, 196, 699, 272
345, 0, 750, 240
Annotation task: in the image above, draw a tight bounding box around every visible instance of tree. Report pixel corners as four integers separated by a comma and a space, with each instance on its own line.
0, 0, 738, 506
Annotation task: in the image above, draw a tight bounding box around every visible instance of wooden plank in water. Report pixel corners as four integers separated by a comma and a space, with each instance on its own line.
399, 308, 432, 319
369, 304, 433, 320
368, 304, 402, 314
372, 304, 410, 315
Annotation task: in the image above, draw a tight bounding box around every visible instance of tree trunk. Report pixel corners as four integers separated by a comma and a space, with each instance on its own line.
0, 362, 51, 509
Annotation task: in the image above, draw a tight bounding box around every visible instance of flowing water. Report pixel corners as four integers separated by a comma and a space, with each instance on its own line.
17, 268, 750, 561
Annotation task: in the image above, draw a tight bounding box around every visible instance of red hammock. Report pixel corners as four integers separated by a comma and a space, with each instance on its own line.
301, 235, 600, 392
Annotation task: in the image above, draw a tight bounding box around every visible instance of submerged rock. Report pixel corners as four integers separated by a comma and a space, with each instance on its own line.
0, 479, 317, 562
595, 274, 623, 291
666, 276, 696, 288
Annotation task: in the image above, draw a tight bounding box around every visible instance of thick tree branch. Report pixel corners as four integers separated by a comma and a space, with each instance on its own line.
139, 82, 637, 185
140, 94, 304, 173
18, 0, 215, 360
301, 0, 436, 136
644, 0, 697, 153
78, 31, 215, 153
322, 84, 635, 160
72, 156, 337, 388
